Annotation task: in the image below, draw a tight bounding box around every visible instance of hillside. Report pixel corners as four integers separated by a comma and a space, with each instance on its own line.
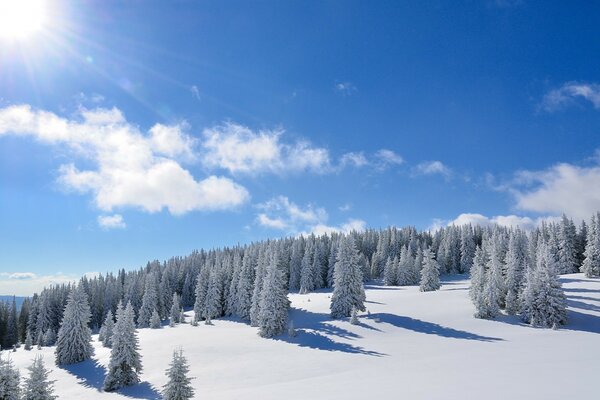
3, 273, 599, 399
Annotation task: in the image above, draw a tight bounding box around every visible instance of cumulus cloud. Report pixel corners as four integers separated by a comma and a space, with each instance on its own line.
0, 105, 250, 215
413, 160, 452, 177
511, 162, 600, 222
256, 195, 365, 236
201, 123, 331, 175
98, 214, 126, 230
429, 213, 549, 232
375, 149, 404, 169
5, 272, 37, 280
541, 82, 600, 112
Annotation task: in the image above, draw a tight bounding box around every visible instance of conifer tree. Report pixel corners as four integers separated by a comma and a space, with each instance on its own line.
137, 274, 159, 328
104, 302, 142, 391
170, 293, 181, 325
236, 250, 255, 320
581, 214, 600, 278
0, 355, 20, 400
162, 349, 195, 400
505, 231, 526, 315
299, 239, 314, 294
99, 311, 115, 348
350, 306, 359, 325
460, 225, 476, 274
257, 251, 290, 337
151, 309, 162, 329
483, 240, 505, 317
330, 235, 366, 318
22, 355, 57, 400
203, 268, 223, 322
249, 247, 268, 327
383, 256, 397, 286
419, 247, 440, 292
2, 298, 18, 350
55, 286, 93, 365
470, 245, 489, 318
24, 330, 33, 351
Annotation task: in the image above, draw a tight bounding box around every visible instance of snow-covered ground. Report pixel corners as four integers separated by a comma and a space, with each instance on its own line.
4, 273, 599, 399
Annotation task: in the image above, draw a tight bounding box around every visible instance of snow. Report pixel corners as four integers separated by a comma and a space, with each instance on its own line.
4, 273, 599, 399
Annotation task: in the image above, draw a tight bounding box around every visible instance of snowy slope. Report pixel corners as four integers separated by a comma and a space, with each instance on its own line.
4, 273, 599, 399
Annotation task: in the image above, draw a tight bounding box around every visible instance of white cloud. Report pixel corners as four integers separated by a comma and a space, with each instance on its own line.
541, 82, 600, 112
190, 85, 200, 100
339, 203, 352, 212
308, 218, 367, 236
334, 82, 357, 96
98, 214, 126, 230
449, 213, 539, 230
375, 149, 404, 169
340, 152, 369, 168
6, 272, 37, 280
511, 162, 600, 222
0, 105, 250, 215
413, 160, 452, 177
201, 123, 331, 175
0, 273, 81, 296
256, 196, 365, 236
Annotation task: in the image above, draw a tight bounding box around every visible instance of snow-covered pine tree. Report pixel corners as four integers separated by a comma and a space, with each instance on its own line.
0, 354, 20, 400
137, 273, 159, 328
504, 230, 526, 315
203, 267, 223, 322
103, 301, 142, 391
99, 311, 115, 348
460, 225, 476, 274
150, 309, 162, 329
470, 245, 489, 318
55, 286, 93, 365
483, 238, 505, 318
249, 246, 268, 327
236, 248, 256, 320
522, 242, 567, 328
24, 330, 33, 351
350, 306, 359, 325
383, 256, 397, 286
22, 355, 56, 400
419, 247, 440, 292
299, 238, 314, 294
398, 246, 413, 286
2, 297, 18, 350
257, 250, 290, 338
558, 214, 579, 273
581, 213, 600, 278
330, 235, 366, 318
43, 329, 56, 347
288, 238, 304, 291
192, 265, 210, 324
170, 293, 181, 325
162, 349, 195, 400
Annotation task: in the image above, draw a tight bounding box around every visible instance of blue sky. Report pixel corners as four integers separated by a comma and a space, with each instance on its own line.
1, 0, 600, 294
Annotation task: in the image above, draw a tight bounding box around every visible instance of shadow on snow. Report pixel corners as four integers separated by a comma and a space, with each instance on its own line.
368, 313, 503, 342
275, 307, 386, 356
62, 359, 161, 399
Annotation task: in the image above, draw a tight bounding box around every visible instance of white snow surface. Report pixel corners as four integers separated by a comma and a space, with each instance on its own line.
4, 273, 599, 399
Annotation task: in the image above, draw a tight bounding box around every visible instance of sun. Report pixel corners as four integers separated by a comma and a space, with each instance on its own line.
0, 0, 47, 41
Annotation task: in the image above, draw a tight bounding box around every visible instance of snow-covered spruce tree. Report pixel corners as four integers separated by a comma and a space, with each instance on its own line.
203, 268, 223, 322
288, 239, 304, 291
2, 297, 18, 350
236, 248, 256, 320
397, 246, 413, 286
383, 256, 397, 286
55, 286, 93, 366
483, 239, 505, 318
504, 230, 526, 315
162, 349, 195, 400
137, 273, 159, 328
419, 247, 440, 292
330, 235, 366, 319
43, 329, 56, 347
249, 246, 268, 327
103, 302, 142, 391
257, 251, 290, 338
22, 355, 56, 400
350, 306, 359, 325
581, 213, 600, 278
0, 355, 20, 400
299, 238, 315, 294
24, 330, 33, 351
470, 245, 489, 318
521, 242, 567, 328
558, 214, 579, 273
151, 309, 162, 329
460, 225, 476, 274
170, 293, 181, 325
99, 311, 115, 348
192, 265, 209, 324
